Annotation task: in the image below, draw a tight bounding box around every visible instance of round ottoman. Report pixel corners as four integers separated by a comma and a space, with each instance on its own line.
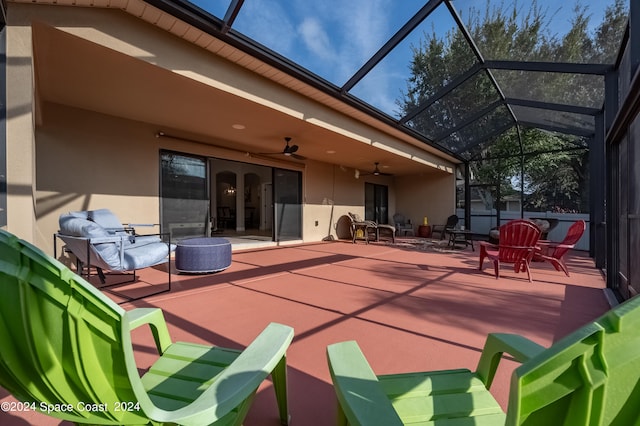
175, 237, 232, 273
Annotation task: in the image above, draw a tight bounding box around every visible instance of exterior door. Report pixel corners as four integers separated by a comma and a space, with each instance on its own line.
273, 168, 302, 241
160, 151, 209, 240
365, 183, 388, 224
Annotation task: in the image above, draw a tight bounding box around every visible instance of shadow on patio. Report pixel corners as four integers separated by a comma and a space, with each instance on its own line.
0, 239, 610, 425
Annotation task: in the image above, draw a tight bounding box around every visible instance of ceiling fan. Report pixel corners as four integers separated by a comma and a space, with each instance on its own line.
358, 162, 392, 177
259, 137, 306, 160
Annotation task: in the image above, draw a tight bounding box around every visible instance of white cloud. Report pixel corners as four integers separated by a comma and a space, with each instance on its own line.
237, 1, 296, 55
299, 0, 402, 114
233, 0, 405, 113
298, 17, 334, 61
330, 0, 401, 112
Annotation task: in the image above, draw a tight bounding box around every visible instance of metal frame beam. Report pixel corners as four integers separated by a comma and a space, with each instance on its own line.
474, 145, 587, 162
591, 113, 606, 267
518, 121, 594, 138
458, 122, 515, 159
505, 98, 600, 116
484, 60, 613, 75
631, 0, 640, 75
433, 100, 505, 142
444, 0, 520, 150
0, 22, 6, 227
221, 0, 244, 34
0, 0, 6, 26
399, 63, 482, 124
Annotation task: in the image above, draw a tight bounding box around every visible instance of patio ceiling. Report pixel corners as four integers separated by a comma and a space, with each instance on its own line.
29, 20, 446, 177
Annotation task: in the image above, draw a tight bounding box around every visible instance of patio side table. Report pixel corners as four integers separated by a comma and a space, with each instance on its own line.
175, 237, 232, 273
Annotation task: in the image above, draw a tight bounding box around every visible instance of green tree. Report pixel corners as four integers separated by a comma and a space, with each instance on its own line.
399, 0, 627, 213
592, 0, 628, 63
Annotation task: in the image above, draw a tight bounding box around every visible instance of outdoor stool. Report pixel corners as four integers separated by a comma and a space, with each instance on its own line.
175, 237, 231, 273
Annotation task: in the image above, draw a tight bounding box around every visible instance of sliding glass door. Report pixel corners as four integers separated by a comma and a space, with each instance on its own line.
160, 151, 209, 240
273, 168, 302, 241
160, 151, 301, 242
365, 182, 389, 224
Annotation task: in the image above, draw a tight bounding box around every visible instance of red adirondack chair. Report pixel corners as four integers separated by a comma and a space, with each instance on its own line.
534, 219, 586, 276
479, 219, 541, 282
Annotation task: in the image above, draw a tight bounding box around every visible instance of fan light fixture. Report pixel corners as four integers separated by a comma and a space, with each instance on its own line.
359, 162, 392, 177
283, 137, 298, 156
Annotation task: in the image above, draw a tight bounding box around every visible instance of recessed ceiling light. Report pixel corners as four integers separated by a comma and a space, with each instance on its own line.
326, 150, 336, 154
232, 124, 246, 130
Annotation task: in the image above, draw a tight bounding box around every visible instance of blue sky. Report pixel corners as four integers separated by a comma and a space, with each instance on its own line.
190, 0, 622, 117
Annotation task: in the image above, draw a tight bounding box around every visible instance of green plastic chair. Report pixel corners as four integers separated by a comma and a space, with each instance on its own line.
327, 295, 640, 425
0, 230, 294, 425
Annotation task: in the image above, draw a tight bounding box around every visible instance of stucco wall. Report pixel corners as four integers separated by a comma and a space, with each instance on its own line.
35, 103, 422, 251
394, 173, 456, 231
34, 101, 453, 250
35, 103, 162, 252
36, 103, 323, 252
6, 20, 36, 242
303, 161, 397, 241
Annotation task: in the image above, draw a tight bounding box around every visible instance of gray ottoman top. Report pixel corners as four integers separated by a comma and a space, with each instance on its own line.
177, 237, 230, 247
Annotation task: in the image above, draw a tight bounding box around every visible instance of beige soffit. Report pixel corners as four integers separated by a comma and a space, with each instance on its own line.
9, 0, 458, 169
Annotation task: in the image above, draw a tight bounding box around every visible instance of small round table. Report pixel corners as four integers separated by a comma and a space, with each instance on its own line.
175, 237, 232, 273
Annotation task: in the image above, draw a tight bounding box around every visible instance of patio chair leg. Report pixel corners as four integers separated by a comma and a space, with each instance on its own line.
232, 391, 258, 426
525, 262, 533, 283
272, 356, 290, 425
336, 405, 349, 426
478, 245, 488, 270
552, 259, 570, 276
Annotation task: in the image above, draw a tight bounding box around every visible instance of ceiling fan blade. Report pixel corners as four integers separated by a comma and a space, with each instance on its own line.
259, 137, 305, 160
361, 162, 392, 176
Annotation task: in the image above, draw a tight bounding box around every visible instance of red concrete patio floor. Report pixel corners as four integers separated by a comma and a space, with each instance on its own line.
1, 239, 612, 425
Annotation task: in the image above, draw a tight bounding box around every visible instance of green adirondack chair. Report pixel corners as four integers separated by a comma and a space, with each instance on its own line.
327, 295, 640, 425
0, 229, 294, 425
